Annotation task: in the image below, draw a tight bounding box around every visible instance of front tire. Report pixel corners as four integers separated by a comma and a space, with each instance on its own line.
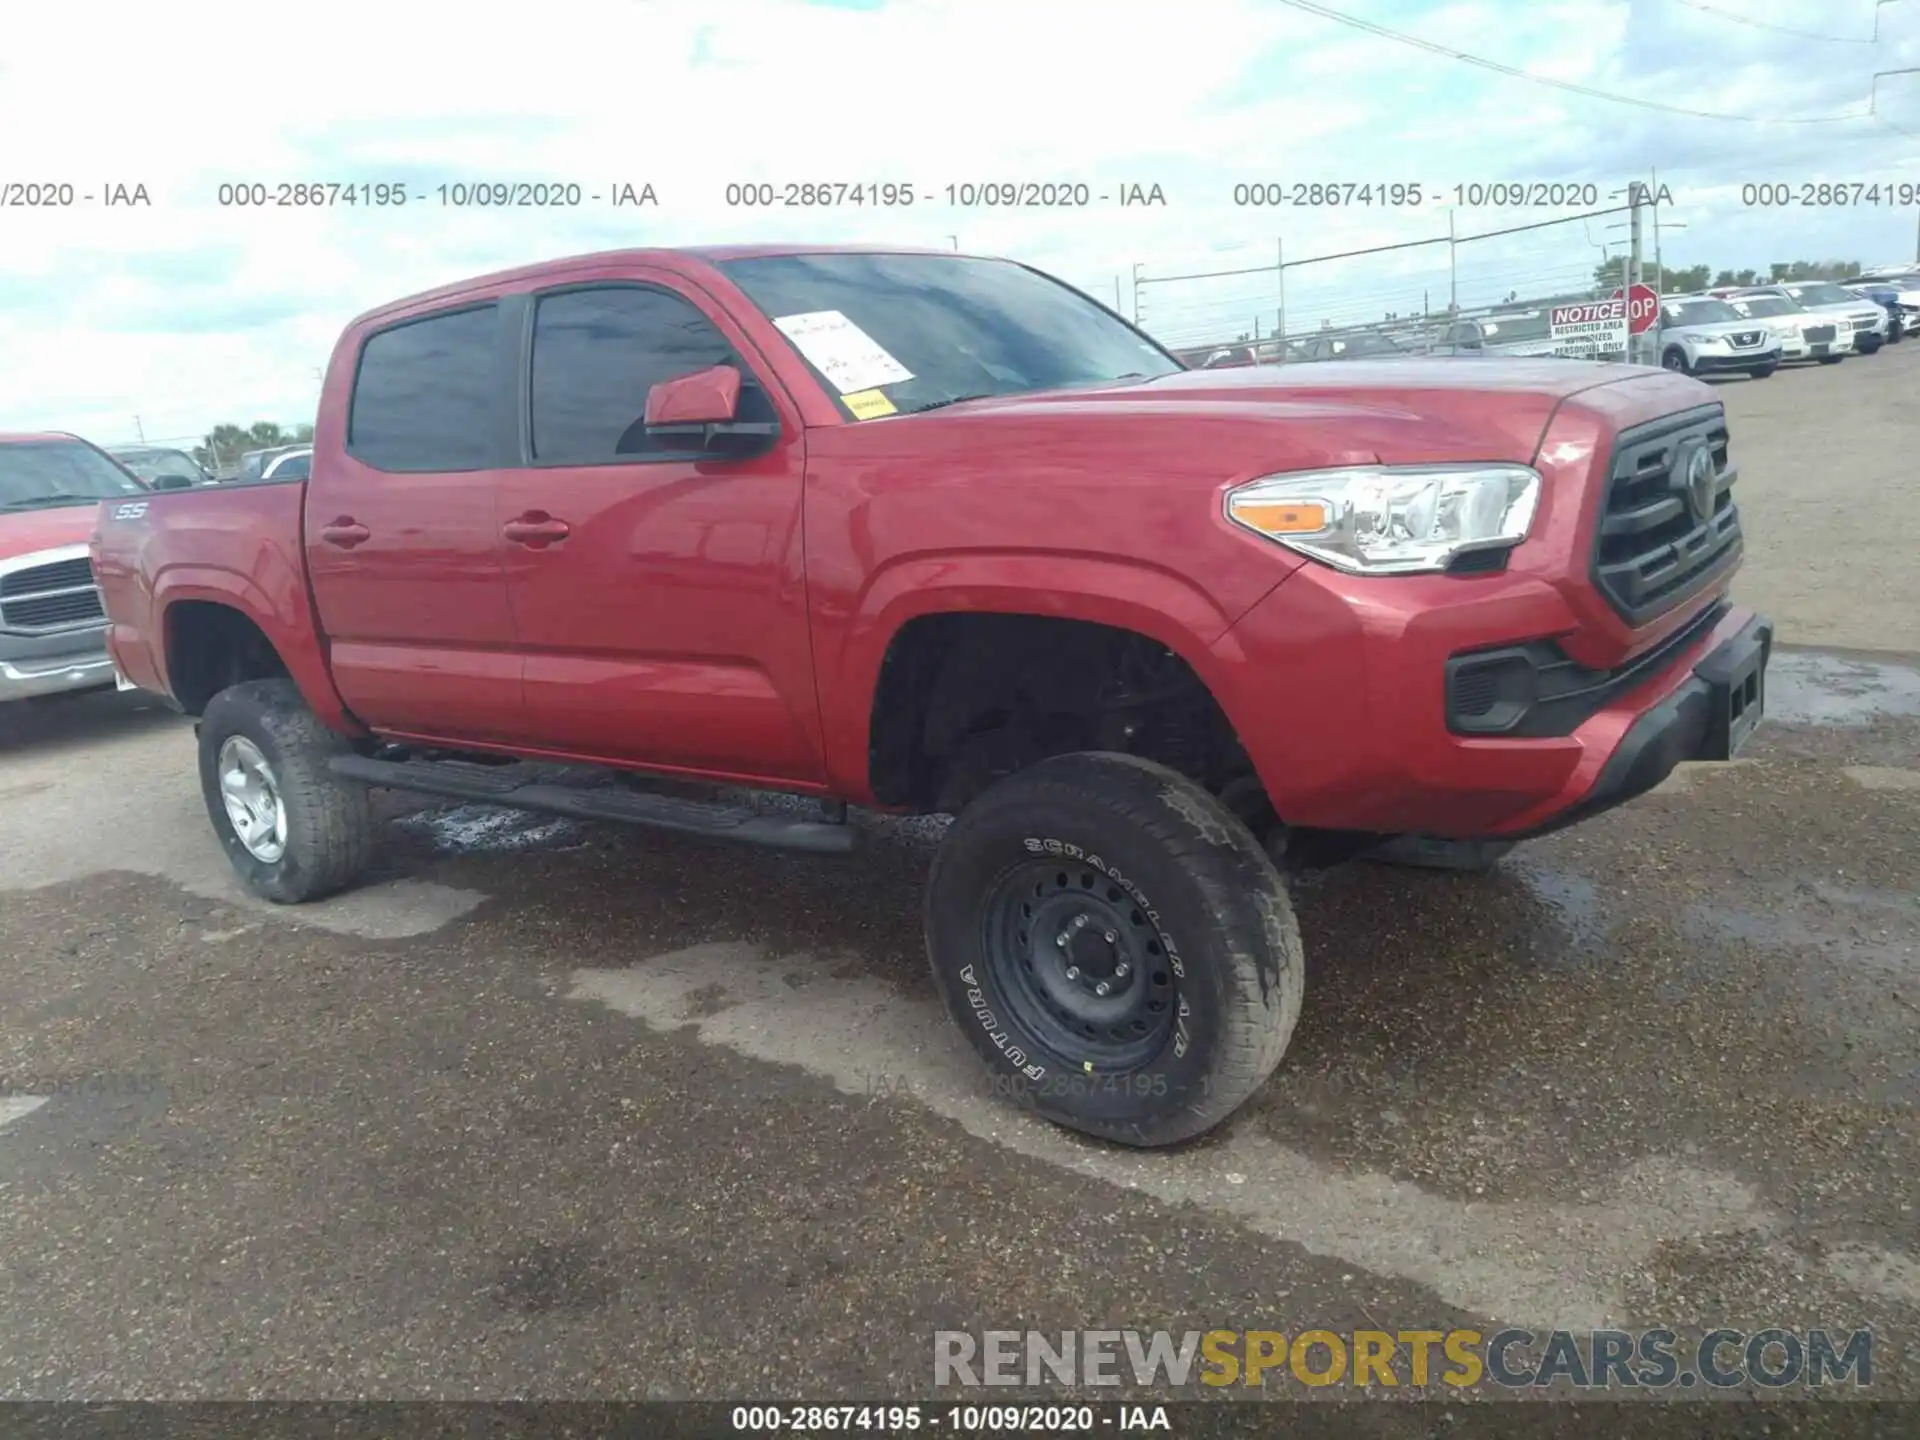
1748, 362, 1778, 379
1818, 354, 1846, 365
197, 679, 374, 903
925, 752, 1303, 1147
1661, 347, 1690, 374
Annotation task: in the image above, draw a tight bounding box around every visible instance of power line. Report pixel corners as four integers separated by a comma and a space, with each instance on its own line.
1269, 0, 1871, 122
1664, 0, 1876, 44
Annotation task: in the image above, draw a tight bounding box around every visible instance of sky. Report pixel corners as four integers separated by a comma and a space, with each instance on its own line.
1, 0, 1916, 448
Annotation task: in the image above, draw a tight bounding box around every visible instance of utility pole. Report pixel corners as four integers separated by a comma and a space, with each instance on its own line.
1276, 237, 1287, 342
946, 235, 959, 250
132, 415, 145, 441
1114, 276, 1122, 311
1131, 262, 1143, 325
1448, 210, 1458, 314
1628, 181, 1646, 364
1649, 168, 1663, 299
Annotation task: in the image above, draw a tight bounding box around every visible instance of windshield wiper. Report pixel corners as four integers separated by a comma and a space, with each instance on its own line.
0, 494, 96, 512
901, 393, 995, 416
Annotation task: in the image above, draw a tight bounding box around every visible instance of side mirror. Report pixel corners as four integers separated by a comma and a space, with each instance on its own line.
152, 473, 196, 491
643, 365, 777, 454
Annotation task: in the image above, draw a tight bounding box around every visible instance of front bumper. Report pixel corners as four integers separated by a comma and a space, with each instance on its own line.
0, 627, 117, 702
1505, 612, 1770, 838
1213, 560, 1767, 840
1690, 349, 1778, 373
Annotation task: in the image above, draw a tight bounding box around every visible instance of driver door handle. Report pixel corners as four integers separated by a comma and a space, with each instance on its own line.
503, 512, 571, 547
319, 518, 371, 549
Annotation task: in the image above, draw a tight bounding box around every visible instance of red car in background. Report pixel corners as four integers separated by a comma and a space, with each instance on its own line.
0, 432, 149, 704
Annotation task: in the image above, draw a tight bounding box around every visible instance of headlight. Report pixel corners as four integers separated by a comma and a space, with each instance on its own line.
1693, 335, 1725, 346
1225, 464, 1541, 575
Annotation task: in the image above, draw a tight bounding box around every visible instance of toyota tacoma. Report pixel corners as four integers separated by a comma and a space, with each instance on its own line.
91, 245, 1772, 1146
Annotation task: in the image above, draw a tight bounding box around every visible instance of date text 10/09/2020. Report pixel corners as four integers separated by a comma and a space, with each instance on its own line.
212, 182, 660, 208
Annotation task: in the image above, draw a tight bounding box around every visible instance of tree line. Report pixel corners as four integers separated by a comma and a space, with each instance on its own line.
191, 421, 314, 475
1592, 257, 1872, 293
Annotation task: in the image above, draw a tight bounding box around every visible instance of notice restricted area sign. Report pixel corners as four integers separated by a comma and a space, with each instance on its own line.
1550, 298, 1630, 360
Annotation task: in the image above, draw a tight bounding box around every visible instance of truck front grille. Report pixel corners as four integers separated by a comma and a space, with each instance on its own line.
1804, 324, 1836, 343
1591, 405, 1742, 627
0, 556, 106, 633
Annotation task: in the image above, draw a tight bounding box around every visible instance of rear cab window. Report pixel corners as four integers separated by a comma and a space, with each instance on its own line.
348, 304, 500, 472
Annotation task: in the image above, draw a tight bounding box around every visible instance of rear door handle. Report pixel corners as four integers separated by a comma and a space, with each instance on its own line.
319, 519, 371, 549
503, 512, 571, 547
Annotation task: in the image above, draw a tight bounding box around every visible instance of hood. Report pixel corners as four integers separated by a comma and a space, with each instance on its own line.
0, 502, 102, 564
1665, 318, 1772, 343
828, 358, 1668, 470
1792, 297, 1883, 320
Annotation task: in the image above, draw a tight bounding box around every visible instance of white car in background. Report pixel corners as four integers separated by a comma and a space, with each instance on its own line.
1719, 291, 1851, 365
1734, 282, 1887, 354
1654, 296, 1781, 379
261, 447, 312, 481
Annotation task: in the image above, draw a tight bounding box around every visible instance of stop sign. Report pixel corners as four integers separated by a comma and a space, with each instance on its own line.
1613, 284, 1660, 335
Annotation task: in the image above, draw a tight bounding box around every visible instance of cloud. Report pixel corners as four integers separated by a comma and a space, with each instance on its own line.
0, 0, 1915, 439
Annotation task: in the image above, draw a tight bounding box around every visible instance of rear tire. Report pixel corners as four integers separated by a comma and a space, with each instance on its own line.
925, 752, 1302, 1147
197, 679, 374, 903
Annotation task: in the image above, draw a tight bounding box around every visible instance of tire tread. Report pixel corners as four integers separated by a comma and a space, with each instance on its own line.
929, 751, 1303, 1146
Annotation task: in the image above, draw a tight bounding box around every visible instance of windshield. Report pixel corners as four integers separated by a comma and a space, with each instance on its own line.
1783, 283, 1857, 307
0, 440, 148, 510
1480, 312, 1552, 341
716, 252, 1181, 417
1664, 299, 1741, 326
1729, 294, 1798, 317
111, 447, 203, 482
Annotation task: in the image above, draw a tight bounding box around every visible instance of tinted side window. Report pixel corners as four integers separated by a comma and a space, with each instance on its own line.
273, 453, 311, 481
349, 305, 498, 472
530, 287, 776, 463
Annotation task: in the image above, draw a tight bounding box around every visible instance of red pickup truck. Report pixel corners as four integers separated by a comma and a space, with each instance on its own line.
92, 244, 1770, 1147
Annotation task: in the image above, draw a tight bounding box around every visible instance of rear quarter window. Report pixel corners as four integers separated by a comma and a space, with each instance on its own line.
348, 304, 500, 472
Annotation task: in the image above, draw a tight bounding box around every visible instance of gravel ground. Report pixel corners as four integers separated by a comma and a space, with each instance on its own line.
0, 358, 1914, 1421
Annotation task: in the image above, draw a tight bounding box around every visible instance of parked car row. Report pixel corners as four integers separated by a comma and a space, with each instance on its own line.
1175, 270, 1919, 382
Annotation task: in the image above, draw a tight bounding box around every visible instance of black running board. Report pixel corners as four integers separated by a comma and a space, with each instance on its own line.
327, 755, 856, 854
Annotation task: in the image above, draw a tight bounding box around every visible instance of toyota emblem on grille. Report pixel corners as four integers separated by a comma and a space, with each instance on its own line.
1676, 443, 1717, 523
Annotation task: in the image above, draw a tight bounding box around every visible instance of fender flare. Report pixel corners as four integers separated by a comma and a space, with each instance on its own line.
818, 549, 1255, 801
152, 563, 359, 732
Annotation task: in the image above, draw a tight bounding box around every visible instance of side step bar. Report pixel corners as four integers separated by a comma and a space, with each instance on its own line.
327, 755, 857, 854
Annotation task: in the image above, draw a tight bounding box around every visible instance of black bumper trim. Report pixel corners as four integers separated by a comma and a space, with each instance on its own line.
1508, 613, 1773, 840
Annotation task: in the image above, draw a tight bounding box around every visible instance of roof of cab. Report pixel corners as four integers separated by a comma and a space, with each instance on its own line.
349, 242, 982, 331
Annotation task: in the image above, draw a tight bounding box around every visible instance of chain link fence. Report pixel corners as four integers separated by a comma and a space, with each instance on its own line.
1132, 204, 1652, 367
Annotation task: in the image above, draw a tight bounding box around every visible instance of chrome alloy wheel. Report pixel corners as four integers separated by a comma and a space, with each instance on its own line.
217, 735, 288, 863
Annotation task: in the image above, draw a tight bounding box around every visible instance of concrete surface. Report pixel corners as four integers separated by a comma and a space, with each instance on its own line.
0, 356, 1915, 1409
1715, 338, 1920, 654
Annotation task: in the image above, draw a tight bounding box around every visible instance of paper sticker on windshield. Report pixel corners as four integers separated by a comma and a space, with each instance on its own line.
773, 310, 914, 394
841, 389, 897, 420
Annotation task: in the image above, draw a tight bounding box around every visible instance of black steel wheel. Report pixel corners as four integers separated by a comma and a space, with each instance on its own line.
982, 857, 1178, 1070
926, 751, 1303, 1147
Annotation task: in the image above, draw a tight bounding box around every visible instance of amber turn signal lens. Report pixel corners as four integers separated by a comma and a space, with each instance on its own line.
1231, 500, 1328, 535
